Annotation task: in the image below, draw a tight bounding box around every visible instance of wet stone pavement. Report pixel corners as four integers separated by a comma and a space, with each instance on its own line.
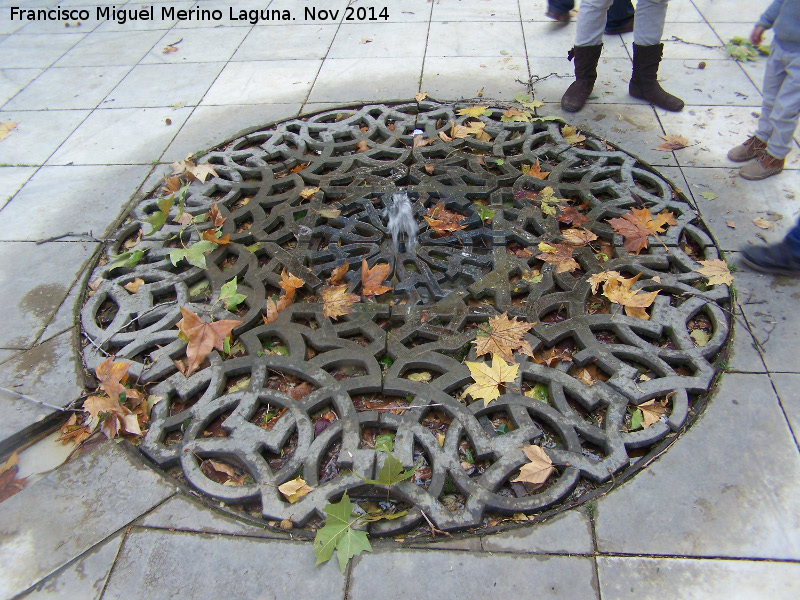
2, 1, 800, 598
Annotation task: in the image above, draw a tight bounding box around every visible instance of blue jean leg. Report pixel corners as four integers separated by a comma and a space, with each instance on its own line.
785, 217, 800, 257
548, 0, 635, 29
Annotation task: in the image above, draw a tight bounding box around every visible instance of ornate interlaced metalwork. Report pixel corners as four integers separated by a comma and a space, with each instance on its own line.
81, 101, 730, 534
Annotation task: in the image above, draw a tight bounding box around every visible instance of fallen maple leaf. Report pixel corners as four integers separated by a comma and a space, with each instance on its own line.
438, 130, 453, 142
264, 293, 294, 324
415, 92, 428, 102
696, 259, 734, 286
313, 492, 372, 573
558, 206, 589, 226
524, 159, 550, 179
356, 140, 369, 153
562, 227, 597, 246
361, 258, 392, 297
413, 135, 437, 148
172, 159, 218, 183
500, 107, 531, 122
464, 355, 519, 406
321, 285, 360, 320
537, 242, 580, 274
95, 356, 143, 406
472, 313, 535, 362
328, 264, 349, 285
655, 134, 689, 151
561, 125, 586, 145
278, 269, 304, 296
424, 202, 467, 237
83, 394, 141, 438
176, 307, 244, 376
0, 121, 18, 141
632, 399, 667, 429
57, 413, 92, 446
300, 187, 320, 200
456, 105, 490, 118
278, 477, 315, 503
607, 208, 676, 254
511, 445, 554, 489
587, 270, 622, 294
601, 273, 659, 319
0, 452, 25, 503
201, 230, 230, 245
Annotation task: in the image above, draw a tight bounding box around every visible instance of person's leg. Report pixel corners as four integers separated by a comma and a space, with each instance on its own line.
741, 216, 800, 275
562, 0, 613, 112
575, 0, 614, 47
628, 0, 683, 111
754, 45, 787, 147
605, 0, 635, 34
547, 0, 574, 21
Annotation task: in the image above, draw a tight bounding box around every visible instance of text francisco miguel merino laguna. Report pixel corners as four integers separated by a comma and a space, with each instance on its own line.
9, 4, 391, 25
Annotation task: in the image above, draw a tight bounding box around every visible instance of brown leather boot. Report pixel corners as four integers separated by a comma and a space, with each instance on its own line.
739, 150, 785, 180
629, 43, 684, 112
728, 136, 767, 162
561, 45, 603, 113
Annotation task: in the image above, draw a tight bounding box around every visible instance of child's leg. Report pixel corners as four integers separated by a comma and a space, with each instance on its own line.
755, 45, 789, 146
763, 46, 800, 160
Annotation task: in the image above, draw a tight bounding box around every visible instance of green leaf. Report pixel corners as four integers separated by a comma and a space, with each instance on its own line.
227, 377, 251, 393
531, 116, 564, 123
222, 336, 231, 355
374, 433, 394, 453
167, 240, 217, 269
220, 277, 247, 312
476, 206, 495, 221
513, 92, 531, 104
690, 329, 709, 347
464, 448, 474, 464
189, 280, 210, 298
313, 493, 372, 572
495, 423, 510, 435
525, 383, 549, 403
630, 408, 644, 430
358, 453, 418, 487
146, 195, 174, 235
108, 249, 146, 272
699, 191, 717, 201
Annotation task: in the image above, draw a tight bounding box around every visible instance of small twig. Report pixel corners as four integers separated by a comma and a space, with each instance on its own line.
0, 387, 80, 412
117, 302, 177, 330
666, 35, 722, 50
36, 232, 107, 245
420, 509, 451, 539
82, 331, 110, 356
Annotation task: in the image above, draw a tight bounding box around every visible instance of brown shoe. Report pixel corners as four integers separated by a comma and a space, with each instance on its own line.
728, 136, 767, 162
739, 150, 785, 180
561, 45, 603, 113
628, 43, 684, 112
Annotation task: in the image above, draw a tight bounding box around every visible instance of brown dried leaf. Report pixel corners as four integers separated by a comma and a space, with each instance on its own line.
356, 140, 369, 153
607, 208, 676, 254
561, 125, 586, 145
0, 121, 19, 141
321, 285, 360, 320
524, 159, 550, 179
413, 135, 437, 148
557, 206, 589, 226
207, 203, 226, 227
472, 313, 535, 362
201, 230, 230, 245
361, 258, 392, 297
561, 227, 597, 246
176, 307, 244, 376
300, 187, 320, 200
536, 242, 580, 274
424, 202, 467, 237
278, 477, 314, 503
328, 264, 349, 286
753, 217, 773, 230
655, 134, 689, 151
696, 259, 734, 286
414, 92, 428, 102
278, 269, 304, 296
511, 445, 554, 489
638, 399, 667, 428
123, 278, 145, 293
601, 273, 659, 320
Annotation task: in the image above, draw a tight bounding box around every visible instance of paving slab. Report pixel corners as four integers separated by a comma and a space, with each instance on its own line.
0, 109, 90, 166
432, 0, 522, 21
142, 26, 251, 64
0, 166, 37, 209
734, 267, 800, 373
308, 57, 423, 103
595, 373, 800, 559
0, 67, 44, 106
654, 59, 761, 107
47, 106, 193, 165
427, 21, 526, 57
376, 0, 433, 22
329, 22, 429, 59
103, 62, 226, 108
54, 30, 164, 67
202, 59, 321, 105
102, 529, 344, 600
349, 550, 599, 600
422, 55, 529, 101
41, 276, 83, 341
658, 106, 800, 169
0, 388, 58, 459
161, 103, 302, 162
3, 65, 131, 111
20, 534, 123, 600
680, 166, 800, 252
232, 24, 339, 61
597, 556, 800, 600
94, 1, 196, 32
0, 442, 175, 599
0, 33, 84, 69
0, 165, 151, 241
0, 241, 96, 348
481, 510, 594, 554
770, 374, 800, 448
692, 0, 764, 23
138, 495, 283, 539
522, 20, 629, 59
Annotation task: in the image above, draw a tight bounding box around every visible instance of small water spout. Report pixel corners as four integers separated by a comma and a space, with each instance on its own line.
384, 192, 418, 254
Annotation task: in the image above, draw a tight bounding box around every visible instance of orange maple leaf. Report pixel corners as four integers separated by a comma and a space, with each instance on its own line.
207, 203, 226, 227
201, 230, 230, 245
361, 258, 392, 297
95, 357, 143, 406
328, 264, 349, 286
424, 202, 467, 237
176, 307, 243, 376
536, 242, 580, 274
525, 159, 550, 180
607, 208, 676, 254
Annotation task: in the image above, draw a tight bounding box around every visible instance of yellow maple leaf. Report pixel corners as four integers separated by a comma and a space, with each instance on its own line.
456, 105, 490, 118
320, 285, 360, 320
601, 273, 659, 320
0, 121, 19, 141
696, 259, 734, 286
300, 187, 320, 199
472, 313, 535, 362
561, 125, 586, 145
464, 355, 519, 406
